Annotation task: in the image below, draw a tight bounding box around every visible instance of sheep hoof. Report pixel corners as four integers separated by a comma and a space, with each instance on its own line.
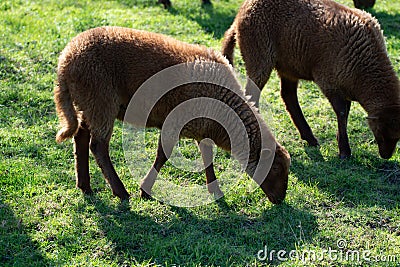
116, 192, 130, 201
339, 148, 352, 159
83, 189, 94, 195
339, 154, 351, 160
307, 139, 320, 147
207, 181, 224, 198
213, 190, 224, 199
210, 188, 224, 199
302, 135, 319, 147
140, 188, 153, 200
79, 186, 94, 195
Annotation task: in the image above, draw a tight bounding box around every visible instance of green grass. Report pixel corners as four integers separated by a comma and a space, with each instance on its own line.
1, 0, 400, 266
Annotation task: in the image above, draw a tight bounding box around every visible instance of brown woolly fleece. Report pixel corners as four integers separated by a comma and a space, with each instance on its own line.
222, 0, 400, 159
54, 26, 290, 204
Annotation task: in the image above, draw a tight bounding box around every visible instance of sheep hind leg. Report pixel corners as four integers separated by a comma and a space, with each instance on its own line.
140, 136, 170, 199
198, 139, 223, 198
89, 133, 130, 200
239, 34, 274, 108
280, 78, 319, 146
74, 121, 93, 195
328, 95, 352, 159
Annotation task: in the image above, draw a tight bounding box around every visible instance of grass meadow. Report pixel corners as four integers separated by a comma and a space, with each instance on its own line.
1, 0, 399, 266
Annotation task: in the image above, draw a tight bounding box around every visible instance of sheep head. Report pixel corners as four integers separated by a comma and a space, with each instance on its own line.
367, 106, 400, 159
256, 145, 291, 204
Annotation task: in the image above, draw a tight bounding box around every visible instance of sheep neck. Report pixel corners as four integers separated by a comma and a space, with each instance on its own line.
357, 74, 400, 115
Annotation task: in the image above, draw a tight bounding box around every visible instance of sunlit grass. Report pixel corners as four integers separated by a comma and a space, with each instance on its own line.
0, 0, 399, 266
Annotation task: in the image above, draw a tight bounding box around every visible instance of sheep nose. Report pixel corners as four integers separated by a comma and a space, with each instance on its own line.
379, 149, 395, 159
378, 140, 398, 159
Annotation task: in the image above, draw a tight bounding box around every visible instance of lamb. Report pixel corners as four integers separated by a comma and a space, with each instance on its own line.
54, 26, 291, 204
222, 0, 400, 159
158, 0, 211, 9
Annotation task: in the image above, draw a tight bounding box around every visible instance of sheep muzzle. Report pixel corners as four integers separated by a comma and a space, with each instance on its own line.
259, 145, 291, 204
377, 138, 399, 159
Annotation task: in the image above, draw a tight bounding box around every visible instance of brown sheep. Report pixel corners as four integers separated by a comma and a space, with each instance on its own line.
158, 0, 211, 9
222, 0, 400, 159
55, 26, 291, 204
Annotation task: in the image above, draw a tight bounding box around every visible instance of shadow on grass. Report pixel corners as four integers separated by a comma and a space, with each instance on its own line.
291, 146, 400, 208
304, 145, 325, 162
169, 5, 237, 39
85, 196, 317, 265
370, 11, 400, 39
112, 0, 163, 8
0, 54, 27, 83
0, 200, 52, 266
106, 0, 238, 39
112, 0, 237, 38
167, 2, 236, 39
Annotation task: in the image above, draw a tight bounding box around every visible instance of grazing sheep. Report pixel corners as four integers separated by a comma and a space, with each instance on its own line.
222, 0, 400, 159
158, 0, 211, 9
55, 26, 290, 204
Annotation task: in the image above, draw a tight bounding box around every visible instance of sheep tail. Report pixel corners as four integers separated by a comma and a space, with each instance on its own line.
54, 79, 79, 143
221, 24, 237, 65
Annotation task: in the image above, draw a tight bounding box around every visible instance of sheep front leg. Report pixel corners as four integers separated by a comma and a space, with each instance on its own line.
329, 95, 352, 159
74, 121, 93, 195
198, 139, 223, 197
90, 135, 130, 200
140, 136, 169, 199
280, 78, 319, 146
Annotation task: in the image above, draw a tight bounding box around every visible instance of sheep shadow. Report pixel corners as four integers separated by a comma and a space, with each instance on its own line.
0, 200, 52, 266
303, 145, 325, 162
167, 3, 237, 39
84, 196, 317, 265
112, 0, 237, 39
114, 0, 212, 10
0, 54, 27, 83
114, 0, 164, 8
290, 148, 400, 209
370, 11, 400, 39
